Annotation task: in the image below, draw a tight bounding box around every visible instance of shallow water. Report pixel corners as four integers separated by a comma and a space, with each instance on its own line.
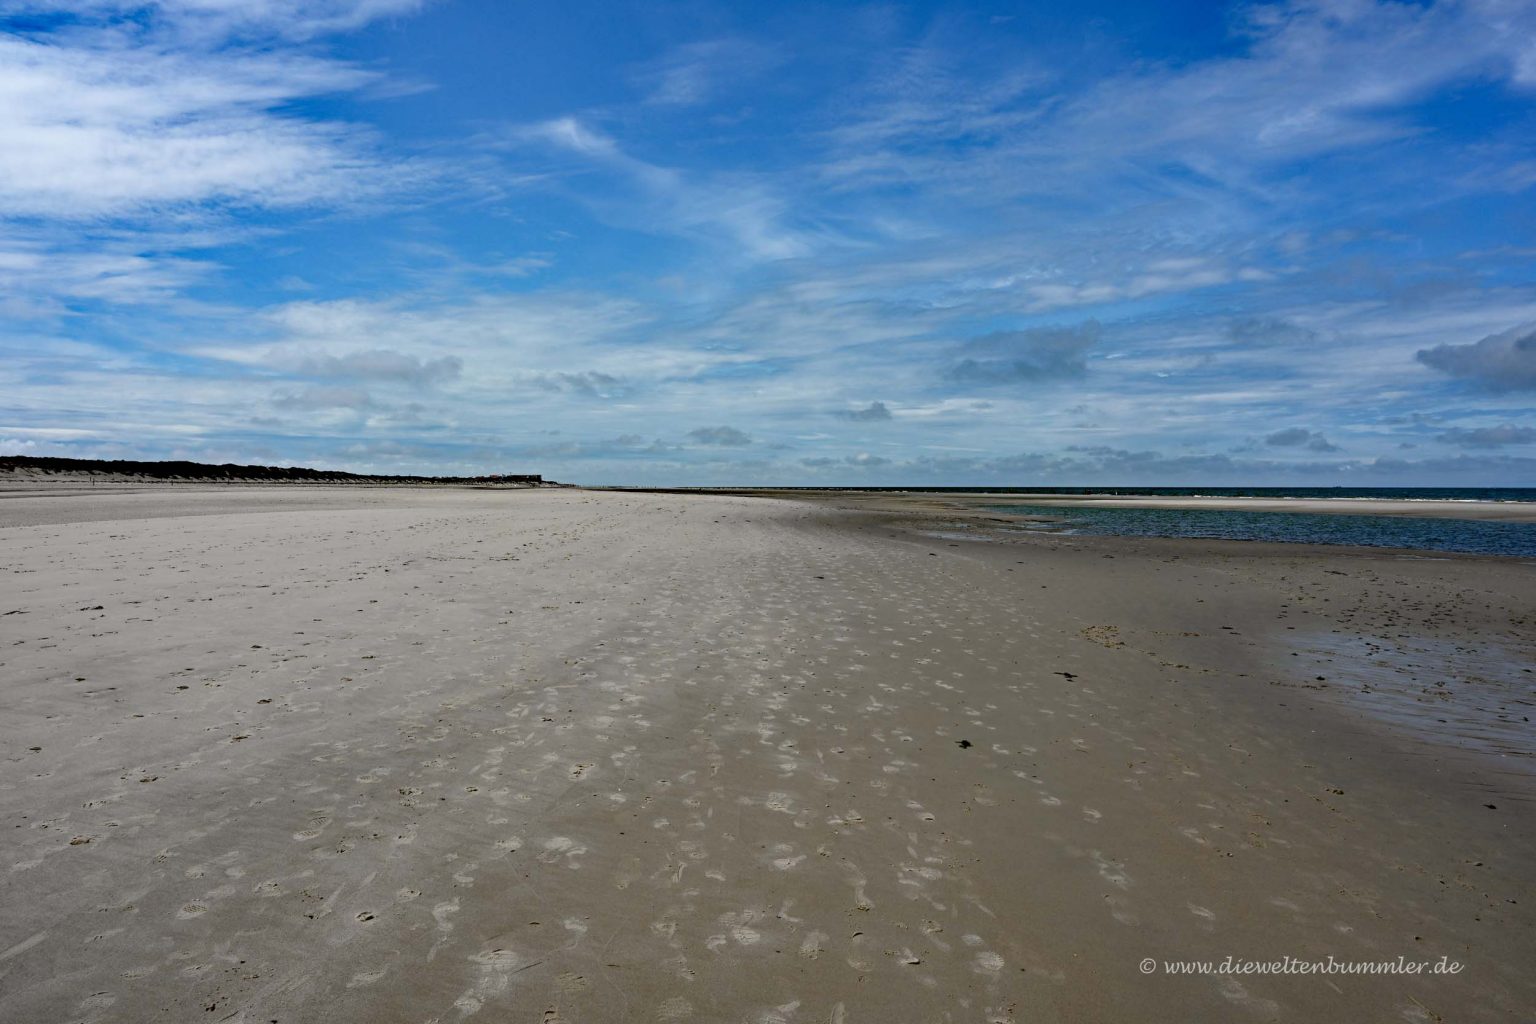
987, 503, 1536, 557
1285, 632, 1536, 770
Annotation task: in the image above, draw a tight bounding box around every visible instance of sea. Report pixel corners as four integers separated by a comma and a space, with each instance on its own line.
807, 486, 1536, 558
811, 486, 1536, 501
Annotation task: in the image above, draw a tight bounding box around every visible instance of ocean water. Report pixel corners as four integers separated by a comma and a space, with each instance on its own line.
986, 502, 1536, 558
802, 486, 1536, 502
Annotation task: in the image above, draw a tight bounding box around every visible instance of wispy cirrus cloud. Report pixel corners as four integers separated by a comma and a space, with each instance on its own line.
819, 0, 1536, 200
0, 16, 423, 221
503, 116, 814, 261
632, 38, 782, 108
0, 0, 438, 330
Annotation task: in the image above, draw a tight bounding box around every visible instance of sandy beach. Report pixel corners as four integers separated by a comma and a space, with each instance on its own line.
3, 487, 1533, 1023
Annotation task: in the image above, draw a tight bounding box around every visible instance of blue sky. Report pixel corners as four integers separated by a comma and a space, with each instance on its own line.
3, 0, 1536, 485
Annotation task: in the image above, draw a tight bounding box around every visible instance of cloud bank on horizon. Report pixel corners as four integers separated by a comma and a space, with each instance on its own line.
3, 0, 1536, 485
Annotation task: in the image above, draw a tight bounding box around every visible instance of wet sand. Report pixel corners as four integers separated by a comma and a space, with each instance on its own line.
2, 487, 1533, 1023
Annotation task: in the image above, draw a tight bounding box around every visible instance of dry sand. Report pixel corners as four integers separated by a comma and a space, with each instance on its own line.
2, 487, 1533, 1023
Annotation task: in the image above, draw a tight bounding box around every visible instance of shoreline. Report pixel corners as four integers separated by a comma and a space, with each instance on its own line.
673, 487, 1536, 564
625, 486, 1536, 522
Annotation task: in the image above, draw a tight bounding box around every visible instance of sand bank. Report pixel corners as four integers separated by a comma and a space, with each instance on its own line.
2, 488, 1533, 1022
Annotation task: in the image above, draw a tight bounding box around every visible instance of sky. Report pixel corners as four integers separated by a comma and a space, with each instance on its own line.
3, 0, 1536, 486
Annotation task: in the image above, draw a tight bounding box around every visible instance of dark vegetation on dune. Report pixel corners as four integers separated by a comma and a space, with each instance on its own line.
1, 455, 550, 486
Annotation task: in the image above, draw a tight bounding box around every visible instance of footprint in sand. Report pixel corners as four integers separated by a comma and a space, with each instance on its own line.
973, 951, 1005, 973
292, 812, 332, 841
798, 931, 828, 959
657, 996, 694, 1020
536, 836, 587, 867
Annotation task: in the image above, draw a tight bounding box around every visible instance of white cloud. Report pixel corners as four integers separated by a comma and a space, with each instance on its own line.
0, 230, 214, 309
0, 0, 436, 321
632, 38, 782, 107
0, 32, 414, 219
508, 117, 814, 261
